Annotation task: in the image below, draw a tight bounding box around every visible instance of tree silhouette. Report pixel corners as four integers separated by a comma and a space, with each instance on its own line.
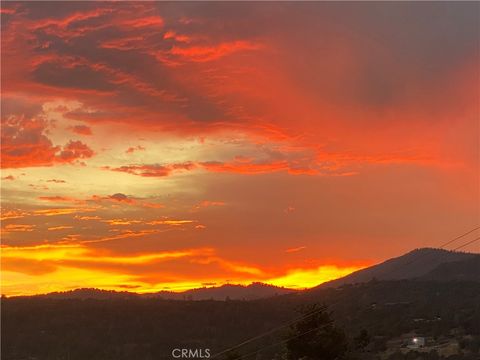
285, 304, 347, 360
354, 329, 371, 350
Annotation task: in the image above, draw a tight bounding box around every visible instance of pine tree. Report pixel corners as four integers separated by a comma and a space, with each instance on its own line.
285, 304, 347, 360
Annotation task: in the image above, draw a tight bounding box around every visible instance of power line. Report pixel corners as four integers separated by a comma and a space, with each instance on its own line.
439, 226, 480, 248
234, 322, 331, 360
210, 306, 330, 359
452, 236, 480, 251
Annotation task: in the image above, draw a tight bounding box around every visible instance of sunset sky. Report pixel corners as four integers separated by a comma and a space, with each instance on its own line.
1, 2, 479, 296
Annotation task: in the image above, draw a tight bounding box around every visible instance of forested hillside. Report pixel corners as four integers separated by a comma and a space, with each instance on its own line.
3, 280, 479, 360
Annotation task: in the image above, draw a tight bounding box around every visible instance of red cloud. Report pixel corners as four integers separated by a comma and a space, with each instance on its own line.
100, 36, 146, 51
92, 193, 136, 205
32, 8, 113, 32
1, 116, 59, 168
163, 30, 191, 43
2, 2, 476, 178
0, 8, 16, 15
1, 116, 95, 168
199, 159, 316, 175
123, 16, 164, 28
104, 163, 196, 177
56, 140, 95, 164
38, 196, 83, 203
91, 193, 163, 209
69, 125, 92, 136
167, 40, 262, 63
126, 145, 146, 154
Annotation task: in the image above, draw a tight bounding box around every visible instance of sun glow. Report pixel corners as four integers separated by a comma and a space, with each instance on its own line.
267, 265, 366, 289
1, 242, 366, 296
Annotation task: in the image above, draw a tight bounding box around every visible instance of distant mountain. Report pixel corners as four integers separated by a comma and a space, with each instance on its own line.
25, 282, 296, 301
317, 248, 478, 289
154, 282, 296, 300
34, 288, 140, 300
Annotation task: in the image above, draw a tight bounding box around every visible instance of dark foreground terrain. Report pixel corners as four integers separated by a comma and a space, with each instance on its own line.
2, 280, 480, 360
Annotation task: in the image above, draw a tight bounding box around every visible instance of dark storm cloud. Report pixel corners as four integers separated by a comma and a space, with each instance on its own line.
5, 1, 478, 128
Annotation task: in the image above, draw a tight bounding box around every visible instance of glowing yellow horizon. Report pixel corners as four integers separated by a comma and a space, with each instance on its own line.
1, 244, 367, 297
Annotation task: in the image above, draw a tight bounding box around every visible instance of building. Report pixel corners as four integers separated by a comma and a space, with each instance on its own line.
407, 337, 426, 349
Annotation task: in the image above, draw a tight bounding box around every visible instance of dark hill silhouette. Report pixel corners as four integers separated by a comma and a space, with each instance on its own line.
26, 282, 296, 301
155, 282, 296, 300
316, 248, 478, 289
420, 255, 480, 282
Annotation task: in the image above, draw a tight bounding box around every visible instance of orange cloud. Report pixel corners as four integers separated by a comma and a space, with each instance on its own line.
1, 243, 213, 270
285, 246, 306, 253
2, 224, 35, 232
79, 229, 162, 244
193, 200, 226, 211
146, 219, 195, 226
75, 215, 102, 221
101, 219, 143, 226
47, 226, 74, 231
0, 210, 29, 221
33, 207, 97, 217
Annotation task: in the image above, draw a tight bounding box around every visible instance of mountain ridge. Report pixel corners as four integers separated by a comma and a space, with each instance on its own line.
316, 247, 478, 289
13, 282, 296, 301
